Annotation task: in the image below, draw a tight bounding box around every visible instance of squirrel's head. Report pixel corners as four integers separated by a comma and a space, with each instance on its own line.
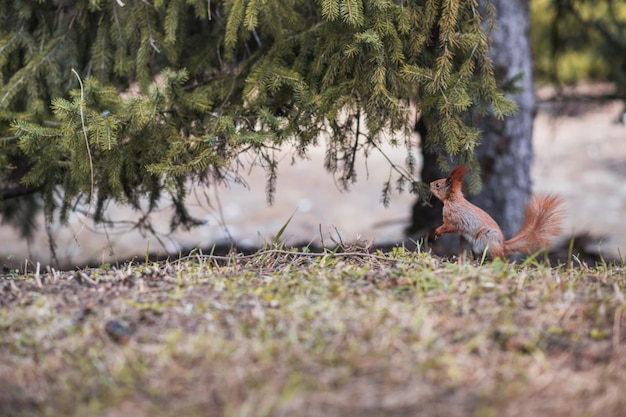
430, 164, 467, 201
430, 177, 449, 201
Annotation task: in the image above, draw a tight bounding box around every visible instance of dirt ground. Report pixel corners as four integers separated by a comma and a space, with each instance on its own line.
2, 250, 626, 417
1, 88, 625, 268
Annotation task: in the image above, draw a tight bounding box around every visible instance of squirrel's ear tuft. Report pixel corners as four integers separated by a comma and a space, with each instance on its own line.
449, 164, 467, 181
447, 164, 467, 193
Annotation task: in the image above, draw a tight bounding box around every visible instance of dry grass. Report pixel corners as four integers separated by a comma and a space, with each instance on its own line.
1, 247, 626, 417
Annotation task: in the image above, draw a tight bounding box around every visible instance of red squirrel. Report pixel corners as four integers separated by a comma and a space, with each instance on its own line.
430, 164, 565, 258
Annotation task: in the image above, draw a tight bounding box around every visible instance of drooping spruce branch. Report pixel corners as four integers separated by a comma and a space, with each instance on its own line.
1, 0, 517, 236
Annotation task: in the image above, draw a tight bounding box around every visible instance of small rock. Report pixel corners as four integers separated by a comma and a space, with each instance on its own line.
105, 320, 134, 345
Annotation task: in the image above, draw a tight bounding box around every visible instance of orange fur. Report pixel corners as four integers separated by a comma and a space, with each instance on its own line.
430, 164, 565, 258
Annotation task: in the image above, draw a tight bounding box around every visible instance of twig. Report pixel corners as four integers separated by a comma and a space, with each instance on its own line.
71, 69, 95, 242
46, 222, 60, 268
34, 262, 42, 288
329, 226, 345, 248
346, 110, 360, 181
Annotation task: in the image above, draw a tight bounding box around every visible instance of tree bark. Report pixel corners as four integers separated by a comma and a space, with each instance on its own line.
472, 0, 536, 238
407, 0, 536, 246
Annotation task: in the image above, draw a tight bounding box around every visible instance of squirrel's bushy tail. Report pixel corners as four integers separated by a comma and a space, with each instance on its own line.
504, 194, 565, 255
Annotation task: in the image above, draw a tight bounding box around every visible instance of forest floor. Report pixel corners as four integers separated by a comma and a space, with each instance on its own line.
2, 249, 626, 417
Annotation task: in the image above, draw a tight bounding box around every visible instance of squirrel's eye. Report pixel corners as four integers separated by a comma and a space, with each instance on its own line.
436, 184, 440, 188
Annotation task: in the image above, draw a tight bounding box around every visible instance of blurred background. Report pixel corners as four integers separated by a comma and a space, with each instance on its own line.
1, 0, 625, 268
4, 97, 623, 268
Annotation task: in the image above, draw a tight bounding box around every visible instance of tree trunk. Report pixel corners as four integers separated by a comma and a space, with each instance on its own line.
472, 0, 536, 238
407, 0, 536, 247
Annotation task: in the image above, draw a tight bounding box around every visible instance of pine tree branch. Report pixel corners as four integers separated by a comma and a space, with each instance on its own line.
1, 185, 40, 200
